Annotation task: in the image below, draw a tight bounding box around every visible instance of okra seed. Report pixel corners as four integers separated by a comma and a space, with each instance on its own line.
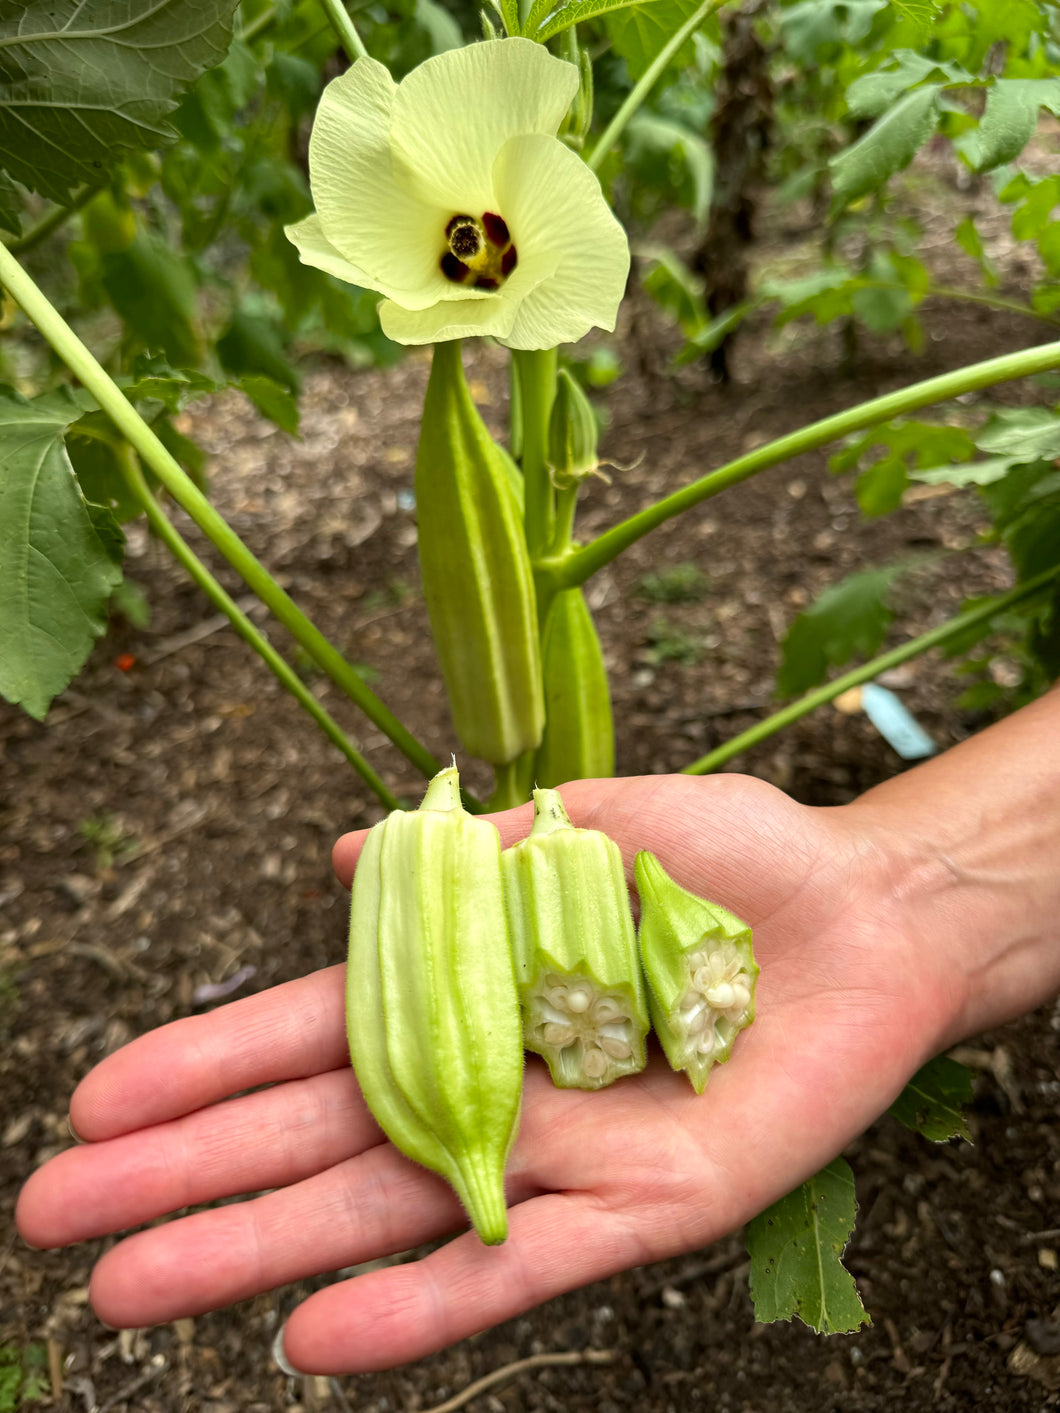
543, 1022, 577, 1046
696, 1029, 716, 1055
705, 981, 736, 1009
600, 1036, 632, 1060
583, 1047, 609, 1079
567, 987, 592, 1013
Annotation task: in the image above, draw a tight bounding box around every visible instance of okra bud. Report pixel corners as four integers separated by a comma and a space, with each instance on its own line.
346, 765, 523, 1244
535, 586, 614, 786
634, 851, 758, 1094
415, 341, 544, 766
503, 789, 648, 1089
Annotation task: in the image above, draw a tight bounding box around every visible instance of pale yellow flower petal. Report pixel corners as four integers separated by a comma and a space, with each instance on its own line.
307, 56, 451, 308
380, 248, 557, 345
389, 39, 579, 213
284, 213, 373, 287
494, 133, 630, 349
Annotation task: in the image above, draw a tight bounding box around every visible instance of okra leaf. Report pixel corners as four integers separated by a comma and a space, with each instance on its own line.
605, 0, 704, 81
776, 565, 905, 697
888, 1055, 973, 1142
746, 1159, 869, 1334
0, 168, 23, 236
830, 85, 941, 205
0, 387, 124, 720
885, 0, 940, 40
963, 79, 1060, 173
0, 0, 239, 204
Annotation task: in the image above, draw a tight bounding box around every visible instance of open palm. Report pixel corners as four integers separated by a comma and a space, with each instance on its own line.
17, 773, 954, 1375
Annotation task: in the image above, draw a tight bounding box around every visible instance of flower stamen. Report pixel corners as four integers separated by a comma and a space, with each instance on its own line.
441, 211, 518, 291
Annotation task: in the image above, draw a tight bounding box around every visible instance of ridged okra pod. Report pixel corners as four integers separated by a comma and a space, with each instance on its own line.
535, 586, 614, 786
503, 788, 647, 1089
634, 851, 758, 1094
346, 765, 523, 1244
415, 340, 544, 766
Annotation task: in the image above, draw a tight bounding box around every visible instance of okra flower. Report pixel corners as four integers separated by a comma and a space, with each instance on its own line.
285, 39, 629, 349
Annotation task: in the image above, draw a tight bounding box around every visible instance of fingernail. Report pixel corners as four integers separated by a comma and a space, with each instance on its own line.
272, 1324, 301, 1377
67, 1115, 85, 1144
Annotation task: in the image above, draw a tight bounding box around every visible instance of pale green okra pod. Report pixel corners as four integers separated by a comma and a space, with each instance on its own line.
503, 788, 648, 1090
634, 850, 758, 1093
346, 765, 523, 1244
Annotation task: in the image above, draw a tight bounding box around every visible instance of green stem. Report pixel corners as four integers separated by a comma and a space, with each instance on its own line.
586, 0, 727, 174
240, 3, 278, 42
0, 241, 441, 783
548, 338, 1060, 590
488, 756, 533, 810
512, 347, 558, 560
863, 278, 1060, 328
6, 184, 98, 257
682, 565, 1060, 776
318, 0, 368, 59
117, 448, 401, 810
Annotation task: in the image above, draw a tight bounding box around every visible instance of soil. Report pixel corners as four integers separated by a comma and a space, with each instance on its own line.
3, 154, 1060, 1413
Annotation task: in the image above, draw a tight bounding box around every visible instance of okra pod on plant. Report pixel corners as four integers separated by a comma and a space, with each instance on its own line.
415, 340, 543, 767
346, 765, 524, 1244
503, 788, 648, 1090
535, 586, 615, 786
634, 850, 758, 1094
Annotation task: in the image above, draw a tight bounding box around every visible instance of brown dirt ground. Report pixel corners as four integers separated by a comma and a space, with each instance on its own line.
3, 153, 1060, 1412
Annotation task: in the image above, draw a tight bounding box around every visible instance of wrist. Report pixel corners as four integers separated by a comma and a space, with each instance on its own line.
844, 692, 1060, 1047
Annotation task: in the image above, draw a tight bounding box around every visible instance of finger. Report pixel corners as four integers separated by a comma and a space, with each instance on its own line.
280, 1191, 655, 1375
333, 774, 817, 923
86, 1141, 540, 1329
17, 1067, 379, 1250
68, 965, 348, 1142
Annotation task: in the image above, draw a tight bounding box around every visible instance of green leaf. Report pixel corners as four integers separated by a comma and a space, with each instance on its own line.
0, 0, 240, 204
603, 0, 704, 79
216, 305, 299, 392
0, 169, 22, 235
831, 85, 941, 205
101, 234, 201, 366
845, 51, 969, 120
777, 565, 905, 696
65, 416, 145, 522
954, 214, 998, 287
963, 79, 1060, 172
889, 1056, 973, 1142
0, 387, 124, 719
779, 0, 886, 65
746, 1159, 869, 1335
639, 247, 706, 336
626, 113, 714, 223
975, 407, 1060, 462
494, 0, 522, 35
238, 375, 300, 434
886, 0, 940, 39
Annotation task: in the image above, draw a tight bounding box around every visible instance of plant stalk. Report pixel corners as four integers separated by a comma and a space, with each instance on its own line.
547, 338, 1060, 590
512, 346, 558, 560
683, 565, 1060, 775
586, 0, 727, 173
318, 0, 368, 59
117, 448, 401, 810
0, 241, 441, 782
5, 184, 98, 257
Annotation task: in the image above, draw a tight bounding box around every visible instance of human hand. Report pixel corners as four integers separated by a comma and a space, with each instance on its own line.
16, 772, 961, 1375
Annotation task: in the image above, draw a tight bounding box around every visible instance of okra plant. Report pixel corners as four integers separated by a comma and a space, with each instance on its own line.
2, 0, 1057, 1336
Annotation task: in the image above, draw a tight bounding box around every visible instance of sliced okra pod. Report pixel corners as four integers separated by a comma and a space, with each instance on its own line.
634, 850, 758, 1094
346, 765, 523, 1244
503, 788, 647, 1089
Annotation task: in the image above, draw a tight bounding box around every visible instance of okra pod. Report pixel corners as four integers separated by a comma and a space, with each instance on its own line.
346, 765, 524, 1243
634, 850, 758, 1093
503, 788, 648, 1089
415, 341, 543, 766
535, 586, 614, 786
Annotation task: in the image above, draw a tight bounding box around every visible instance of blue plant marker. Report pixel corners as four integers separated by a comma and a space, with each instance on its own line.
861, 683, 937, 760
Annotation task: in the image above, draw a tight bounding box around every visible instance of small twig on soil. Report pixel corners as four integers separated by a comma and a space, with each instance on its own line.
328, 1377, 355, 1413
140, 595, 262, 665
417, 1348, 617, 1413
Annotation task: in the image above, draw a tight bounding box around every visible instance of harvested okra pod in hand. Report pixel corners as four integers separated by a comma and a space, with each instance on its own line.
503, 788, 648, 1090
345, 765, 523, 1245
634, 850, 758, 1093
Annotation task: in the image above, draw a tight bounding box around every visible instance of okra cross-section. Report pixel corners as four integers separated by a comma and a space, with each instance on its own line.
503, 789, 648, 1090
634, 850, 758, 1093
